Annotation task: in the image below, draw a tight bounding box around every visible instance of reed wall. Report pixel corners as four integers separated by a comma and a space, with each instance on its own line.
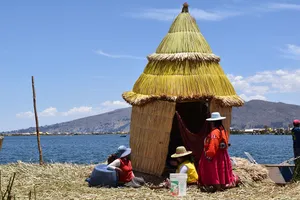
130, 101, 176, 175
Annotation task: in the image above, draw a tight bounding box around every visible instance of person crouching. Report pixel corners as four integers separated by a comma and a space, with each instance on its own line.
171, 146, 198, 185
107, 145, 145, 188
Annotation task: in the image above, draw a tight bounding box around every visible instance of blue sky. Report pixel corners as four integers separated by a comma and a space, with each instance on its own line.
1, 0, 300, 131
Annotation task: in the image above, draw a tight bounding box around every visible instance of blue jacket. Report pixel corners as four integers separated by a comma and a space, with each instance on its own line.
292, 127, 300, 148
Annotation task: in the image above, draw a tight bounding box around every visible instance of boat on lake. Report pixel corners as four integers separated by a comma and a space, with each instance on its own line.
264, 164, 294, 184
245, 151, 296, 184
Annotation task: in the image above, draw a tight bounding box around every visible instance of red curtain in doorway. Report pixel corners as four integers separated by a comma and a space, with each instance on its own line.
175, 111, 211, 164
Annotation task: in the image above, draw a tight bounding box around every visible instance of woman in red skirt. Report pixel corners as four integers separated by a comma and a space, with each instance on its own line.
198, 112, 239, 192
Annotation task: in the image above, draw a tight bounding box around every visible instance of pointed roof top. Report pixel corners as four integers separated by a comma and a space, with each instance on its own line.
182, 2, 189, 13
122, 3, 244, 107
148, 3, 218, 61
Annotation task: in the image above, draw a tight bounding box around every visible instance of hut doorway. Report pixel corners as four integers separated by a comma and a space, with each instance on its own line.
166, 101, 210, 170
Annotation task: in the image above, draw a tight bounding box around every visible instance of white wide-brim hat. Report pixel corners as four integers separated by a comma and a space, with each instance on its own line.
206, 112, 226, 121
116, 145, 132, 158
120, 148, 131, 158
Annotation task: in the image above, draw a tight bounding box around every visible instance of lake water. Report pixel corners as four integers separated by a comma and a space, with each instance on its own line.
0, 135, 294, 164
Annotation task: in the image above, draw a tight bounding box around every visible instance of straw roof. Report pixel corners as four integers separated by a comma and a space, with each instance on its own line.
122, 3, 244, 107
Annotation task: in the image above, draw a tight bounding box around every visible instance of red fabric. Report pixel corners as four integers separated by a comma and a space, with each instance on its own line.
176, 112, 211, 165
118, 158, 134, 182
176, 111, 237, 187
198, 146, 236, 186
204, 127, 228, 159
294, 119, 300, 125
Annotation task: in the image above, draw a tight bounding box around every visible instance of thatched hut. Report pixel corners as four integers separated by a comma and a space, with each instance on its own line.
122, 3, 244, 176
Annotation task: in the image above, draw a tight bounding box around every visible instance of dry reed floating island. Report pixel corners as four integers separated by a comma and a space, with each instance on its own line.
1, 3, 296, 200
1, 158, 299, 200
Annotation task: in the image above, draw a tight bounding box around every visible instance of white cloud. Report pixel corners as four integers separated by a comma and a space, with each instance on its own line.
228, 74, 268, 101
228, 69, 300, 101
132, 9, 178, 21
129, 3, 300, 22
39, 107, 58, 117
267, 3, 300, 11
192, 9, 241, 21
16, 107, 58, 118
62, 106, 93, 117
16, 107, 58, 119
101, 100, 128, 107
16, 111, 34, 118
275, 69, 288, 76
130, 8, 241, 21
95, 50, 145, 60
239, 94, 267, 101
16, 100, 130, 119
280, 44, 300, 60
227, 75, 250, 91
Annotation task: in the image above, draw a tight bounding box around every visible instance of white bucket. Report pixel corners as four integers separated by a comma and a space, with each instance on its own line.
170, 173, 187, 196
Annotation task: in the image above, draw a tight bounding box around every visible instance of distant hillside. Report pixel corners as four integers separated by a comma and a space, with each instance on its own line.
231, 100, 300, 129
8, 108, 132, 134
5, 100, 300, 133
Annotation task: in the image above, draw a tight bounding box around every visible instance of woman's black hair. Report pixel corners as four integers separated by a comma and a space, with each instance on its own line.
180, 154, 195, 163
107, 153, 118, 165
213, 120, 223, 127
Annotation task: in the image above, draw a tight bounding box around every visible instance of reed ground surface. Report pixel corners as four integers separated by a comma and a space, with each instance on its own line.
0, 157, 297, 200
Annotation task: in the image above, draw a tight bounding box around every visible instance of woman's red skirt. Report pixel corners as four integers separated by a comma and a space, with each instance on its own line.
198, 149, 237, 186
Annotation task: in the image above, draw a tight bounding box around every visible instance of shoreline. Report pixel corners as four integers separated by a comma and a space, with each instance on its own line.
0, 132, 130, 137
0, 132, 292, 137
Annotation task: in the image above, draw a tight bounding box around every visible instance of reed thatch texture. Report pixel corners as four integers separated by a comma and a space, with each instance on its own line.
130, 101, 176, 176
122, 3, 244, 107
209, 99, 232, 135
2, 158, 299, 200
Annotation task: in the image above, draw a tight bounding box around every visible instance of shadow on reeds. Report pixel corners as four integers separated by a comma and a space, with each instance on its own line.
0, 171, 37, 200
133, 171, 166, 185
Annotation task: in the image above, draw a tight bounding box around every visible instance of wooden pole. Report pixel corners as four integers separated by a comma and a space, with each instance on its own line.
32, 76, 44, 165
0, 170, 2, 198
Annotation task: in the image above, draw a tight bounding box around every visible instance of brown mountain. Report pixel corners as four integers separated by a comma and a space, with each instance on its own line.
231, 100, 300, 129
5, 100, 300, 134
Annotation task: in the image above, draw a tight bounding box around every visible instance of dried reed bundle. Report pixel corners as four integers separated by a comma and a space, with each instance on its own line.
0, 158, 299, 199
147, 53, 220, 62
231, 157, 270, 185
155, 32, 212, 54
123, 92, 243, 107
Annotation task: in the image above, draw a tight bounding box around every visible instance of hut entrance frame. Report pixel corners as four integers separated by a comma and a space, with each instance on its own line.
167, 101, 209, 168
